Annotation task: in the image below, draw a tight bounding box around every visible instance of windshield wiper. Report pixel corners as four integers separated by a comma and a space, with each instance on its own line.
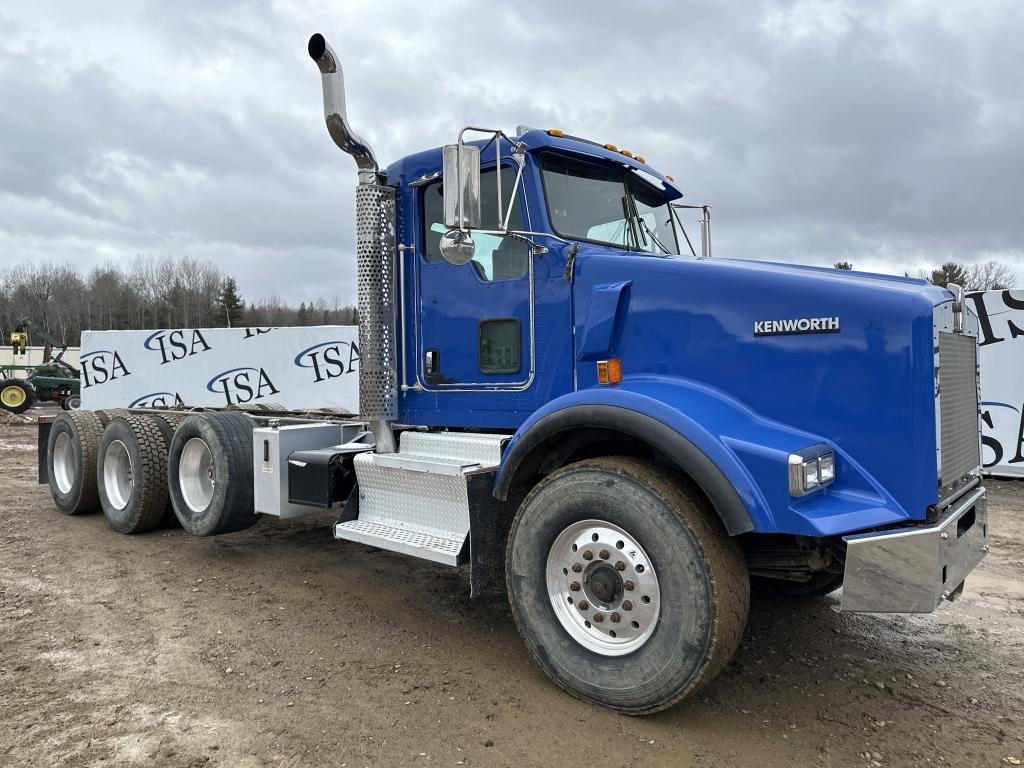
623, 194, 671, 255
620, 195, 641, 250
637, 215, 672, 255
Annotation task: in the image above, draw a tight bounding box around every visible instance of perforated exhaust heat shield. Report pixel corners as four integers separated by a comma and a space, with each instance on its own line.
355, 183, 398, 422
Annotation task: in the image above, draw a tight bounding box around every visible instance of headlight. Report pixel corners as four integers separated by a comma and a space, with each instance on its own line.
788, 445, 836, 496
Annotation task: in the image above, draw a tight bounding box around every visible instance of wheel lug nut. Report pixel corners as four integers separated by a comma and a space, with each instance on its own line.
582, 551, 594, 561
571, 562, 583, 573
592, 613, 604, 623
569, 582, 581, 592
624, 580, 635, 591
610, 612, 621, 623
622, 600, 633, 611
578, 600, 589, 611
599, 549, 610, 560
615, 560, 626, 571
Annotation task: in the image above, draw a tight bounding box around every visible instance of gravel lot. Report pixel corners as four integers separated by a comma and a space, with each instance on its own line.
1, 417, 1022, 767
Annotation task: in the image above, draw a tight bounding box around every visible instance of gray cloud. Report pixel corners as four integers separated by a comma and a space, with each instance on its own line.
0, 0, 1021, 304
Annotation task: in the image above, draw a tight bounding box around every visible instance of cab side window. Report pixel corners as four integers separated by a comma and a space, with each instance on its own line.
422, 167, 528, 281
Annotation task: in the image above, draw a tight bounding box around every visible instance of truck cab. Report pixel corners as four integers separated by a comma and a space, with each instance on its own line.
395, 130, 687, 428
391, 128, 981, 547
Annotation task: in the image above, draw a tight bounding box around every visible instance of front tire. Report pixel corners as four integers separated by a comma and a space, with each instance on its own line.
505, 457, 749, 715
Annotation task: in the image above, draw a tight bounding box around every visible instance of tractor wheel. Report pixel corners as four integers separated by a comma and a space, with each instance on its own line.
96, 415, 170, 534
62, 394, 82, 411
167, 412, 258, 536
0, 379, 35, 414
46, 411, 105, 515
505, 457, 749, 715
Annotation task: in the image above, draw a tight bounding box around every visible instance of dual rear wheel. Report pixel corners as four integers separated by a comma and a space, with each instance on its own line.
46, 410, 258, 536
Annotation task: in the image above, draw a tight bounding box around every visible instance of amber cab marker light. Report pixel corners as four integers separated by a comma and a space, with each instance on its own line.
604, 143, 618, 152
547, 129, 565, 137
635, 155, 646, 164
620, 149, 633, 158
596, 359, 623, 385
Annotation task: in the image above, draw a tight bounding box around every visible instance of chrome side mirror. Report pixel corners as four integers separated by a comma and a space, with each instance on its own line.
439, 230, 476, 265
443, 144, 481, 230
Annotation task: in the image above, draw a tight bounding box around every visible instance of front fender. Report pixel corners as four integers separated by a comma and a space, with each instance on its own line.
495, 375, 911, 537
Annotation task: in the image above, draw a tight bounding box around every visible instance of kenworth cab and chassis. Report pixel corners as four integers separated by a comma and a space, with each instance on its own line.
35, 33, 988, 714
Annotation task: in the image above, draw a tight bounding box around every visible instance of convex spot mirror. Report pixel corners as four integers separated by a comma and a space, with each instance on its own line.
439, 230, 475, 265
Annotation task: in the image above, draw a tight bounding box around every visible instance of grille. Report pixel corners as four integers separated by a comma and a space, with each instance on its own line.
355, 183, 398, 421
937, 331, 980, 496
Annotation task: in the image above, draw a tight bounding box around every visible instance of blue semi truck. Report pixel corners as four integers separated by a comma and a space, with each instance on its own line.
36, 33, 988, 714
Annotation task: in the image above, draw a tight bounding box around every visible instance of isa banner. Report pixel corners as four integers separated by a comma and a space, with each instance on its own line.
968, 290, 1024, 478
80, 326, 359, 412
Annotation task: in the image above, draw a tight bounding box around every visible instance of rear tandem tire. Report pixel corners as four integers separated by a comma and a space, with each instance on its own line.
46, 411, 105, 515
148, 411, 189, 528
167, 412, 258, 536
505, 457, 749, 715
96, 415, 171, 534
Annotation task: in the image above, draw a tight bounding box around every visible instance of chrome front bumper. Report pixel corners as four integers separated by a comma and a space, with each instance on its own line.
840, 485, 988, 613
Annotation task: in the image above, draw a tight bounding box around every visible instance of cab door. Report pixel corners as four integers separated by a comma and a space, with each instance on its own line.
416, 166, 534, 389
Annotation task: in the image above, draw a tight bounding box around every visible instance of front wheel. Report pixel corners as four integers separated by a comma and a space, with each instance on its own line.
505, 457, 749, 715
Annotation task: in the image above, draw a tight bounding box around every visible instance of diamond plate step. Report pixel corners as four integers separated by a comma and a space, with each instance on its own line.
336, 432, 508, 567
334, 519, 465, 566
397, 431, 505, 467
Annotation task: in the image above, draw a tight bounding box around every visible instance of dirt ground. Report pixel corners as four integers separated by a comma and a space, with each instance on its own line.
1, 418, 1022, 768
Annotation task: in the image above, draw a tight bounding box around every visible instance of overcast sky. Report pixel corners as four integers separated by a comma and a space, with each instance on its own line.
1, 0, 1021, 305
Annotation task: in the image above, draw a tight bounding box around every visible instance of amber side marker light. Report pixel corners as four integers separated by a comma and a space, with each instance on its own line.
596, 359, 623, 385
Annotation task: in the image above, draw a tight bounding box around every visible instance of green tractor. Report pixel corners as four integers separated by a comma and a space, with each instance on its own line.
1, 319, 80, 414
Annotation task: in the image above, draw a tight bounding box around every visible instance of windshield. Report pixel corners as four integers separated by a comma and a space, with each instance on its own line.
541, 154, 679, 254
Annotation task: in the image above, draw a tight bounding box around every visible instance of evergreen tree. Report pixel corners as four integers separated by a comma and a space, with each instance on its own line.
929, 261, 969, 288
217, 278, 245, 327
834, 261, 853, 270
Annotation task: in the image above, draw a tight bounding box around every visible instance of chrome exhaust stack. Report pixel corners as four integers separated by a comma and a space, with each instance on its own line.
308, 33, 380, 183
309, 33, 397, 453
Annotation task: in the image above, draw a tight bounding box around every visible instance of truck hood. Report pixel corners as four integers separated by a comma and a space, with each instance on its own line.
572, 250, 951, 519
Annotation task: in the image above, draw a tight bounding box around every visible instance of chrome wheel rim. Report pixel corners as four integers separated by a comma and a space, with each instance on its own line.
103, 439, 133, 511
52, 432, 76, 495
180, 437, 214, 513
546, 519, 661, 656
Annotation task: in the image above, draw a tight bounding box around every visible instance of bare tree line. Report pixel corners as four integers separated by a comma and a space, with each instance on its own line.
923, 260, 1018, 291
0, 257, 357, 346
837, 258, 1018, 290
